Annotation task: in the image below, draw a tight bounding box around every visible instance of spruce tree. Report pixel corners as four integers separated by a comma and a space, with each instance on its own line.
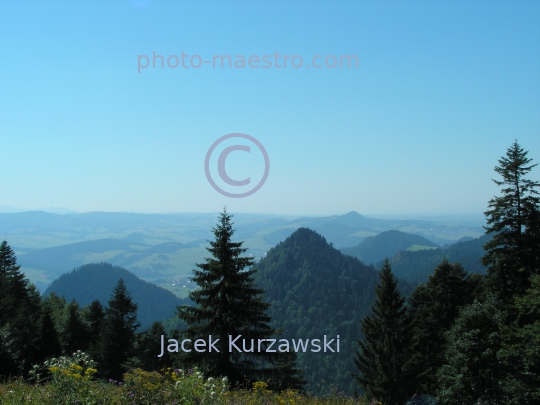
138, 321, 175, 371
0, 240, 41, 375
178, 208, 302, 389
61, 300, 89, 355
35, 305, 62, 363
98, 279, 140, 380
352, 259, 414, 404
408, 260, 479, 396
483, 141, 540, 307
83, 300, 105, 360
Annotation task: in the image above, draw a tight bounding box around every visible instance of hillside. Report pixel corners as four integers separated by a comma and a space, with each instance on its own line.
44, 263, 188, 329
383, 233, 491, 283
340, 230, 439, 264
253, 227, 414, 395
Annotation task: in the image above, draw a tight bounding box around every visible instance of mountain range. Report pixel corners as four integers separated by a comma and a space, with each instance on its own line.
35, 224, 490, 394
0, 211, 484, 290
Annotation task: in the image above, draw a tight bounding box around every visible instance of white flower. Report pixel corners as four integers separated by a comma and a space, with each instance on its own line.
207, 377, 214, 383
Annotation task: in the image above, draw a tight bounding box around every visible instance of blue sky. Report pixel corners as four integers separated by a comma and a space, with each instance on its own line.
1, 0, 539, 216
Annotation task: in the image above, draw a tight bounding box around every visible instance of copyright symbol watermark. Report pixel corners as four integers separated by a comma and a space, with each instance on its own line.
205, 133, 270, 198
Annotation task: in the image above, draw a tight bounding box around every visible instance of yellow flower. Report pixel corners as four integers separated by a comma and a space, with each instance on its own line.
85, 368, 97, 375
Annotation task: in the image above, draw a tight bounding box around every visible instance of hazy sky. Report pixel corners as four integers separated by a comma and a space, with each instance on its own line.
1, 0, 539, 216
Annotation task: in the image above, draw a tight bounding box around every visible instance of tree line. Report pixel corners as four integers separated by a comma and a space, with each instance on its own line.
0, 247, 174, 381
353, 141, 540, 404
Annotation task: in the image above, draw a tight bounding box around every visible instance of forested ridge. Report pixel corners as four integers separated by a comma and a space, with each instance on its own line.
382, 233, 491, 283
44, 263, 188, 329
253, 227, 414, 394
341, 230, 439, 265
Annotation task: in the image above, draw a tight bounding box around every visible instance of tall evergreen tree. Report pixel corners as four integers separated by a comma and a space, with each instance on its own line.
0, 240, 41, 375
83, 300, 105, 360
35, 305, 62, 363
483, 141, 540, 307
138, 321, 175, 371
178, 208, 303, 389
61, 300, 89, 355
408, 260, 479, 396
98, 279, 140, 380
352, 259, 414, 405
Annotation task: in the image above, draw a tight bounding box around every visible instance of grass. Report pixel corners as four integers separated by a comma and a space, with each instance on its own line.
0, 362, 372, 405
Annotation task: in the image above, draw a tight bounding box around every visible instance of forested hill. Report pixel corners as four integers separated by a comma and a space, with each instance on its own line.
384, 233, 491, 283
253, 227, 414, 395
44, 263, 187, 329
340, 230, 439, 264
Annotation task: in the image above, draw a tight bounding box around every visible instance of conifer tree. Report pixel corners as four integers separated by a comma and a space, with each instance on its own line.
352, 259, 414, 404
62, 300, 89, 355
0, 240, 41, 375
408, 260, 479, 396
35, 305, 62, 363
483, 141, 540, 307
98, 279, 140, 380
178, 208, 303, 389
83, 300, 105, 360
437, 295, 504, 405
138, 321, 174, 371
499, 274, 540, 403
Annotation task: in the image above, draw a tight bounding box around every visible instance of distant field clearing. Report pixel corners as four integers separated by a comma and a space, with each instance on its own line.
407, 245, 439, 252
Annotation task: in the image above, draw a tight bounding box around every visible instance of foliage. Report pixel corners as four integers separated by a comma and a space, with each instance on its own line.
137, 321, 177, 371
0, 240, 42, 376
437, 295, 504, 405
178, 208, 303, 390
254, 227, 396, 395
44, 262, 184, 329
352, 260, 415, 405
407, 260, 480, 396
499, 274, 540, 403
98, 278, 141, 381
384, 234, 490, 284
483, 140, 540, 307
1, 365, 370, 405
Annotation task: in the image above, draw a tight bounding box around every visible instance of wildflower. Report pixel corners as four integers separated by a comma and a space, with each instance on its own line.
208, 377, 214, 383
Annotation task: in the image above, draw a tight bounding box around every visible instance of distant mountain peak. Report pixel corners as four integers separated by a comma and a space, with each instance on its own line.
342, 211, 365, 218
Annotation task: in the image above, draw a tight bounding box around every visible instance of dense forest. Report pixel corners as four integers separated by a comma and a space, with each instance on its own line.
44, 263, 188, 329
0, 141, 539, 404
253, 227, 414, 394
382, 233, 490, 283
